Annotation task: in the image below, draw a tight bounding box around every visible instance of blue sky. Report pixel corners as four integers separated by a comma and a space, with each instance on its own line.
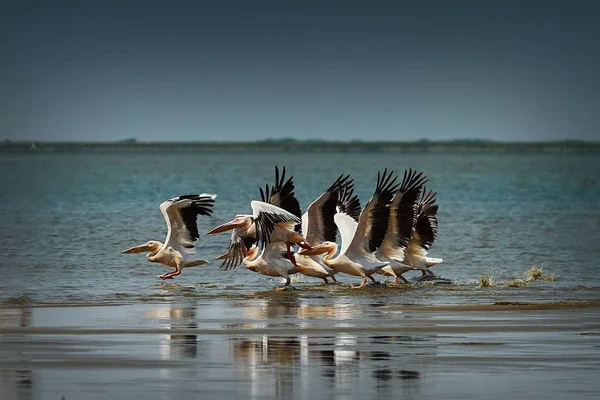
1, 0, 599, 142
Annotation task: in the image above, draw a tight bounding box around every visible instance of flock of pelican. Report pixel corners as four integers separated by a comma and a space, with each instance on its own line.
122, 166, 442, 288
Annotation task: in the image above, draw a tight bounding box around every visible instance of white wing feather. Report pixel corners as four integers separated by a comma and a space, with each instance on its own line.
334, 212, 358, 256
250, 200, 300, 222
160, 199, 196, 255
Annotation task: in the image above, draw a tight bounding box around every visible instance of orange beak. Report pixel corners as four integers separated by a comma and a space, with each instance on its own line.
121, 243, 153, 254
214, 252, 230, 260
298, 243, 329, 256
206, 219, 245, 234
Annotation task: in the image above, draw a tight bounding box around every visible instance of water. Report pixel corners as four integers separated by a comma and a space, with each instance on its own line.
1, 150, 600, 399
2, 150, 599, 302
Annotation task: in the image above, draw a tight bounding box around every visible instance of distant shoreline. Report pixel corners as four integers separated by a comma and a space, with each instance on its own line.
3, 139, 600, 153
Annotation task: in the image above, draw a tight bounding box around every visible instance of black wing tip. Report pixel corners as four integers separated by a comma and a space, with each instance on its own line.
337, 180, 361, 221
172, 193, 216, 202
171, 194, 216, 220
326, 174, 351, 193
419, 186, 438, 208
372, 168, 399, 202
219, 240, 248, 271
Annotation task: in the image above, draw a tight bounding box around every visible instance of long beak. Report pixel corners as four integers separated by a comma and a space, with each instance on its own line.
214, 252, 229, 260
206, 220, 245, 234
121, 243, 153, 254
298, 243, 329, 256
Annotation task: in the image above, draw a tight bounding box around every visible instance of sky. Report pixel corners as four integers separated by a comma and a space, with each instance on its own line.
1, 0, 599, 142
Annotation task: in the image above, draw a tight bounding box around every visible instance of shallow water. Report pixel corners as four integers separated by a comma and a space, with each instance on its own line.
1, 301, 600, 400
1, 150, 600, 399
2, 150, 600, 305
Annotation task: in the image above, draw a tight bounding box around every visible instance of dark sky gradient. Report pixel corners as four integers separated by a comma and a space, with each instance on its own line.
2, 0, 599, 142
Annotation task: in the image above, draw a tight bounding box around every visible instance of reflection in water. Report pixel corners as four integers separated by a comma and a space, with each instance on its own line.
230, 296, 302, 329
0, 307, 34, 400
147, 303, 199, 360
230, 333, 425, 399
225, 296, 430, 397
167, 307, 198, 360
147, 302, 199, 387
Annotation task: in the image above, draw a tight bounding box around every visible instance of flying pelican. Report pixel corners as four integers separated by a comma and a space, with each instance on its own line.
207, 200, 310, 268
299, 169, 399, 287
243, 242, 301, 290
294, 174, 354, 284
403, 187, 443, 278
376, 168, 429, 285
213, 166, 302, 271
122, 194, 217, 280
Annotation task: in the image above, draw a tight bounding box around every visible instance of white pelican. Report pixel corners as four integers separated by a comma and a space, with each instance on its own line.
294, 174, 353, 284
243, 242, 300, 290
213, 166, 302, 271
376, 168, 429, 285
122, 194, 216, 280
207, 200, 310, 267
299, 169, 399, 287
403, 187, 443, 278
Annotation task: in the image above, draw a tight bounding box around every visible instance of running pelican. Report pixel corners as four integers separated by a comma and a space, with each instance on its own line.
207, 200, 310, 267
376, 168, 428, 284
299, 169, 399, 287
294, 174, 354, 284
403, 187, 443, 278
213, 166, 302, 271
122, 194, 217, 280
243, 242, 301, 290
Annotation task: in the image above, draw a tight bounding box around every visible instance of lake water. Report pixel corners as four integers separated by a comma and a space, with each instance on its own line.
1, 150, 600, 399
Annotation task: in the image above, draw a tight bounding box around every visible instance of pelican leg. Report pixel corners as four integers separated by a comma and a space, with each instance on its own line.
353, 276, 368, 289
158, 268, 176, 280
158, 266, 182, 280
322, 277, 329, 284
330, 275, 338, 283
285, 242, 299, 267
390, 274, 409, 285
419, 268, 436, 281
275, 277, 292, 291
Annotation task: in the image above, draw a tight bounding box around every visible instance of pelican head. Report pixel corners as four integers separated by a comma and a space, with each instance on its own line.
206, 214, 252, 235
121, 240, 162, 254
298, 241, 335, 256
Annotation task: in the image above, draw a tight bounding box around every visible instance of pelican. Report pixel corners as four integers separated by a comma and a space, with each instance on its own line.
294, 174, 353, 284
299, 169, 399, 287
243, 242, 300, 290
376, 168, 429, 285
403, 187, 443, 278
213, 166, 302, 271
207, 200, 310, 267
122, 194, 216, 280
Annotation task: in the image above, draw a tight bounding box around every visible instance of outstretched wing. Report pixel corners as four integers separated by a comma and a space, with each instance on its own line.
378, 169, 428, 259
303, 174, 350, 244
413, 187, 439, 250
259, 165, 302, 219
160, 194, 217, 253
251, 200, 301, 249
336, 179, 361, 222
335, 179, 362, 255
219, 229, 256, 271
348, 169, 399, 255
390, 169, 429, 248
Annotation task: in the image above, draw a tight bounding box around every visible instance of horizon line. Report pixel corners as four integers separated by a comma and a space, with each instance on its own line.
4, 138, 599, 145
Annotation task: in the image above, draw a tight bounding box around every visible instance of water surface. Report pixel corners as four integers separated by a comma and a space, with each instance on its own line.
1, 150, 599, 399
